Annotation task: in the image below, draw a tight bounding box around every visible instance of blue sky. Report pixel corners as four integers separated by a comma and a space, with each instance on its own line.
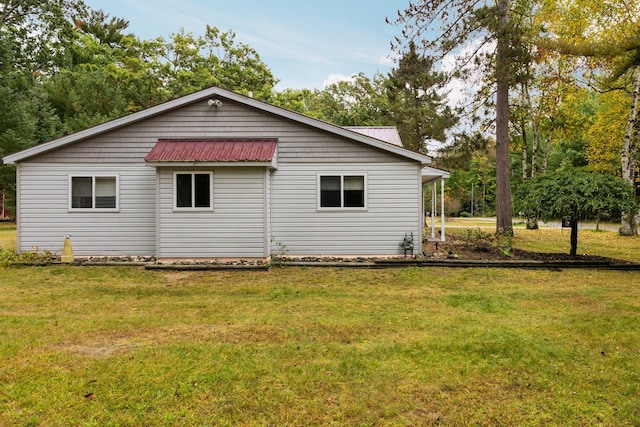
83, 0, 408, 90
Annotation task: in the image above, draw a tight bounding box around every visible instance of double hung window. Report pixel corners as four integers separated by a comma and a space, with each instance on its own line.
69, 175, 118, 210
174, 172, 213, 210
319, 174, 366, 209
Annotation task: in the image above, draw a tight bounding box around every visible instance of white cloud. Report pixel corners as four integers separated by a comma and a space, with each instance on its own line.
378, 54, 395, 66
322, 73, 355, 87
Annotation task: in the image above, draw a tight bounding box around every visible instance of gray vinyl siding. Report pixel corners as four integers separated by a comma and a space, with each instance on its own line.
271, 163, 422, 256
157, 167, 265, 258
32, 101, 404, 164
17, 163, 155, 256
17, 97, 423, 258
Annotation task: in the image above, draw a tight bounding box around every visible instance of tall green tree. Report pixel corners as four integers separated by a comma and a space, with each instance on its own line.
309, 73, 389, 126
155, 26, 277, 100
0, 0, 78, 214
44, 29, 133, 131
43, 19, 278, 133
391, 0, 519, 235
386, 41, 458, 154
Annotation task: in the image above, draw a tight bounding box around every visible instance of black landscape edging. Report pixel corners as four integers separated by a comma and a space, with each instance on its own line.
144, 263, 270, 271
372, 259, 640, 270
279, 258, 640, 270
18, 258, 640, 271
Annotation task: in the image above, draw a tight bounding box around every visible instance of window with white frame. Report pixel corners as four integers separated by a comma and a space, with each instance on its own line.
69, 175, 118, 210
319, 174, 366, 209
174, 172, 213, 210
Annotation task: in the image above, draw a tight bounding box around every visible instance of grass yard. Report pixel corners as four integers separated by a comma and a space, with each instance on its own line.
1, 223, 639, 425
1, 265, 639, 426
512, 228, 640, 262
0, 222, 15, 250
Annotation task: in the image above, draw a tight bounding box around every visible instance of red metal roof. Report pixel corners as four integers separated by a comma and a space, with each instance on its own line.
145, 139, 278, 162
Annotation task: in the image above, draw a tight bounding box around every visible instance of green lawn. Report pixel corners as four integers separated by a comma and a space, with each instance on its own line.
1, 264, 639, 426
0, 222, 15, 250
1, 222, 639, 425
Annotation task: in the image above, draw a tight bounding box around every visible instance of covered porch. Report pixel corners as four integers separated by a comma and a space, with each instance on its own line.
422, 166, 450, 242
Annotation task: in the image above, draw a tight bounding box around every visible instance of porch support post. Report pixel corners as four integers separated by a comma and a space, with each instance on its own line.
440, 177, 445, 241
431, 182, 436, 239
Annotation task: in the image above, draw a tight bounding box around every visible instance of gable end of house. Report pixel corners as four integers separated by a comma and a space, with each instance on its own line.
3, 87, 432, 166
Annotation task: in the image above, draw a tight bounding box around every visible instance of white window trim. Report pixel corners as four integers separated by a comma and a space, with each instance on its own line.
173, 171, 214, 212
317, 173, 368, 211
68, 174, 120, 212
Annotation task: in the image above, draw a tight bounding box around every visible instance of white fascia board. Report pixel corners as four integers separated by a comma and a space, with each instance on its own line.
422, 165, 451, 183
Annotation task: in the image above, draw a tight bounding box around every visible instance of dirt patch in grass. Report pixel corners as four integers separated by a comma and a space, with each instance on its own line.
59, 325, 221, 357
58, 323, 290, 358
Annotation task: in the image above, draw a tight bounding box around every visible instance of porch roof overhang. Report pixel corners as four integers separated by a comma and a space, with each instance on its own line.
421, 165, 450, 184
144, 139, 278, 169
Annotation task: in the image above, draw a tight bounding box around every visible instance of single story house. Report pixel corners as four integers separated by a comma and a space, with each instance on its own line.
3, 86, 449, 259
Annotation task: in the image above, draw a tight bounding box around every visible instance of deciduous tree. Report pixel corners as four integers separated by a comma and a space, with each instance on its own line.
515, 170, 636, 256
534, 0, 640, 234
300, 73, 390, 126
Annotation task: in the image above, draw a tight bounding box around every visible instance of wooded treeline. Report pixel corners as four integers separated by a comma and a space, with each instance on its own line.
392, 0, 639, 234
1, 0, 638, 233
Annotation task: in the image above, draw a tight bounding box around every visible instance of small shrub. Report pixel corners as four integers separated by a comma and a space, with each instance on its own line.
458, 228, 494, 252
0, 248, 57, 268
0, 248, 20, 268
495, 233, 513, 257
270, 238, 289, 268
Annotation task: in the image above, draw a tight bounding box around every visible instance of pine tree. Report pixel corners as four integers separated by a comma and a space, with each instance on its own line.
386, 41, 458, 154
391, 0, 519, 235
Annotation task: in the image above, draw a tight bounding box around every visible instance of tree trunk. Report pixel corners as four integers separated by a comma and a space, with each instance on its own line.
495, 0, 513, 236
542, 115, 555, 175
525, 82, 539, 178
520, 103, 539, 230
620, 65, 640, 236
521, 120, 528, 180
570, 216, 578, 257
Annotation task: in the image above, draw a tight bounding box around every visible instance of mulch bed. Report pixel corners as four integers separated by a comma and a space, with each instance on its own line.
424, 234, 622, 263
